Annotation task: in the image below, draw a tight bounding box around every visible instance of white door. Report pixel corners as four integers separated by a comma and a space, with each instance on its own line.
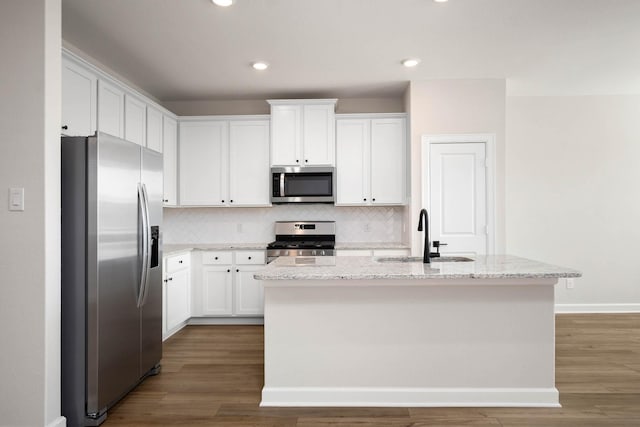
61, 58, 97, 136
146, 107, 163, 153
302, 104, 335, 165
97, 80, 124, 138
165, 269, 190, 331
124, 94, 147, 146
336, 119, 369, 205
162, 116, 178, 206
234, 267, 264, 315
270, 105, 301, 166
229, 120, 270, 206
179, 121, 228, 206
428, 142, 487, 256
202, 267, 233, 316
370, 118, 406, 205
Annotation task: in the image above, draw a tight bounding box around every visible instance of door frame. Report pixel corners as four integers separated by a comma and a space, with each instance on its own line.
421, 133, 496, 255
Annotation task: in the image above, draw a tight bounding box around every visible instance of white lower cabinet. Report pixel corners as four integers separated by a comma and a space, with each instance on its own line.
199, 250, 265, 317
163, 253, 191, 339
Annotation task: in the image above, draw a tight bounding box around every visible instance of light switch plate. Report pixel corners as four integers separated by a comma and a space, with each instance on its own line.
9, 187, 24, 211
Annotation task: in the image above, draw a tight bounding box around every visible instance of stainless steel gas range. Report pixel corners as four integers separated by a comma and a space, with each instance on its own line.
266, 221, 336, 263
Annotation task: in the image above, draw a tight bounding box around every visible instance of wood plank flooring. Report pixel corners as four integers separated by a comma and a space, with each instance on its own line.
103, 314, 640, 426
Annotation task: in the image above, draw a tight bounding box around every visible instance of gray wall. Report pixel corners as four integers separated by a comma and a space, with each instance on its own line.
0, 1, 63, 426
163, 97, 405, 116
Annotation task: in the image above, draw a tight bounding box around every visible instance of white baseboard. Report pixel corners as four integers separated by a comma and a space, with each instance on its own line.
555, 303, 640, 313
260, 387, 560, 408
188, 317, 264, 325
46, 416, 66, 427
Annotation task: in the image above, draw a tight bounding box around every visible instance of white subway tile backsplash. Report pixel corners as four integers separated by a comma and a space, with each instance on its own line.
163, 205, 405, 244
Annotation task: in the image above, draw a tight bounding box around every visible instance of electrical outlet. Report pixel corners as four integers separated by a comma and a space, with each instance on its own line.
237, 223, 243, 233
566, 278, 575, 289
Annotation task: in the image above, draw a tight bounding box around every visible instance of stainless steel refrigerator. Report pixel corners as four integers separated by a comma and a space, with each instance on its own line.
61, 132, 163, 427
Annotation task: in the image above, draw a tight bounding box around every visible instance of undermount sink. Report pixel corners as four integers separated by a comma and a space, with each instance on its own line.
376, 256, 474, 263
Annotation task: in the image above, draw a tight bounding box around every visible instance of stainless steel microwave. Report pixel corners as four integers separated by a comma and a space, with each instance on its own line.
271, 166, 335, 204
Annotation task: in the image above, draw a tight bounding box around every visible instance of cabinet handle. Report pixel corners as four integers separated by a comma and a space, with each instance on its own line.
372, 198, 376, 202
168, 277, 173, 281
178, 260, 183, 264
296, 159, 299, 163
215, 256, 219, 260
363, 198, 367, 201
61, 125, 68, 130
248, 256, 252, 260
227, 269, 230, 273
305, 159, 308, 163
236, 269, 239, 272
222, 200, 225, 203
230, 200, 233, 203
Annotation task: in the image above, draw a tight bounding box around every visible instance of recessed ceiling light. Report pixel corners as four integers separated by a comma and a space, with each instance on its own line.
402, 58, 421, 68
211, 0, 233, 6
252, 62, 269, 71
434, 0, 449, 3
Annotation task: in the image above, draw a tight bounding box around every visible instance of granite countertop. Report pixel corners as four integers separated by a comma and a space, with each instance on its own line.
254, 255, 582, 281
164, 243, 268, 257
335, 242, 410, 250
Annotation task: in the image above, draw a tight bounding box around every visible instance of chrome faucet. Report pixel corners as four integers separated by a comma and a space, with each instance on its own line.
417, 209, 430, 264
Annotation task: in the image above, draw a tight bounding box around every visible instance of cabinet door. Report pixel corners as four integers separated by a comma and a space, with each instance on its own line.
162, 116, 178, 206
336, 119, 370, 205
179, 121, 228, 206
98, 80, 125, 138
303, 104, 335, 165
229, 120, 270, 206
234, 267, 264, 316
202, 266, 233, 316
370, 118, 406, 205
165, 269, 190, 331
62, 58, 97, 136
124, 94, 147, 146
270, 105, 302, 166
146, 106, 163, 153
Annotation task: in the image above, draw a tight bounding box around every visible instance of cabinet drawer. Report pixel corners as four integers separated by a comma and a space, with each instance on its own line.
235, 250, 265, 265
166, 253, 190, 273
202, 251, 233, 265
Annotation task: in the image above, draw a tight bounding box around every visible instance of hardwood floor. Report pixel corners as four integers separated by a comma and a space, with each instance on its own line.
104, 314, 640, 426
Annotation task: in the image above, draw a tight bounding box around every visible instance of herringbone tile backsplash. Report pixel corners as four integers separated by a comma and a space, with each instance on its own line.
163, 205, 405, 244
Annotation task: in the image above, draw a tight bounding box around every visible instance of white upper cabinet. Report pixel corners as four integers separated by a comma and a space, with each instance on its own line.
336, 115, 406, 206
162, 116, 178, 206
97, 79, 125, 139
268, 99, 336, 166
269, 104, 301, 166
124, 94, 147, 146
229, 120, 270, 206
336, 119, 370, 204
62, 57, 97, 136
178, 117, 271, 207
146, 106, 163, 153
179, 120, 228, 206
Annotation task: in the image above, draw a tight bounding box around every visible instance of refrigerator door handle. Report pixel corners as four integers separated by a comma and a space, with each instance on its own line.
137, 183, 151, 308
140, 183, 153, 307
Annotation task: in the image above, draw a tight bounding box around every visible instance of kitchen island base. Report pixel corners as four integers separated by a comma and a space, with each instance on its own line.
261, 278, 559, 408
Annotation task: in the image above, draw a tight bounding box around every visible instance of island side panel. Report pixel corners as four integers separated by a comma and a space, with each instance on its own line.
262, 279, 558, 407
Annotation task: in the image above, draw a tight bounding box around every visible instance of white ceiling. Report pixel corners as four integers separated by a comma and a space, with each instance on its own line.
61, 0, 640, 101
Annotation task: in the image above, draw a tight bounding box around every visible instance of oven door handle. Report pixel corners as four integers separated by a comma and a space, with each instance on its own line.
279, 173, 285, 197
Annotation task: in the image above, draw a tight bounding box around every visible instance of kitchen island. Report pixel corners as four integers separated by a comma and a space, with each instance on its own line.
255, 255, 580, 408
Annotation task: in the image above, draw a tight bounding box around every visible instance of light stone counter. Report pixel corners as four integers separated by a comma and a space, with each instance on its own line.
334, 242, 410, 250
163, 243, 267, 257
255, 254, 581, 281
